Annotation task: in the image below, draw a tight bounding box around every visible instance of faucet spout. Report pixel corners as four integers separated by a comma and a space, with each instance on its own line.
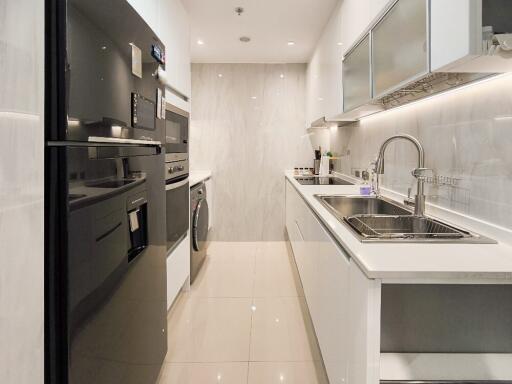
374, 134, 429, 216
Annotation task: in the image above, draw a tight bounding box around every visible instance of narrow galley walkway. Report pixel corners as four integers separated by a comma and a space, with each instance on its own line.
157, 242, 328, 384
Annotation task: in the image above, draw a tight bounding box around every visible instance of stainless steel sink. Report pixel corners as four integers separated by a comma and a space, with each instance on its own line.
345, 215, 470, 240
317, 195, 412, 218
315, 195, 496, 244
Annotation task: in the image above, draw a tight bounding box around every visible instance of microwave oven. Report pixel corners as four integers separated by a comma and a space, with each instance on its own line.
164, 104, 189, 160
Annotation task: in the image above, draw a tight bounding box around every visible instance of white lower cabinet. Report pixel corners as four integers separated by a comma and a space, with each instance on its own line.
302, 199, 351, 384
166, 233, 190, 311
285, 180, 381, 384
347, 261, 381, 384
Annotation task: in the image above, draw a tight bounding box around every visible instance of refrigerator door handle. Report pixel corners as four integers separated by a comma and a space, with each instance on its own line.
88, 136, 162, 146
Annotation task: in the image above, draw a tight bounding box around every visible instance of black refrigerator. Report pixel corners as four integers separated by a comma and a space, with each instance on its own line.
45, 0, 168, 383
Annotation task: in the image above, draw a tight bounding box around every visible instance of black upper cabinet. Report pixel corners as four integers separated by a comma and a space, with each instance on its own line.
65, 0, 165, 142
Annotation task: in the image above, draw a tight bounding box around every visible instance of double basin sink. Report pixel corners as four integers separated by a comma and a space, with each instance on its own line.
315, 195, 495, 244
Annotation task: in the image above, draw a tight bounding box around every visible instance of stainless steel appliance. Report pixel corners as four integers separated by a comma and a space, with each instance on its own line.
315, 195, 495, 244
165, 153, 189, 254
164, 104, 189, 161
164, 102, 190, 255
45, 0, 167, 383
190, 182, 209, 283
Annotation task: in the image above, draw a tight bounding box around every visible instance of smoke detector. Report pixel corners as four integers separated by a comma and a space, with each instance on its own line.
239, 36, 251, 43
235, 7, 244, 16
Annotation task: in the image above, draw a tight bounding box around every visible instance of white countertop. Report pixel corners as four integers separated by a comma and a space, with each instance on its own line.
189, 170, 212, 188
285, 171, 512, 281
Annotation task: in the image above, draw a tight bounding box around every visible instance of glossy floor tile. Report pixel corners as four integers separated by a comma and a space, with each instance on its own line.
253, 243, 300, 298
191, 258, 256, 298
159, 242, 326, 384
165, 297, 252, 362
190, 242, 257, 298
250, 297, 316, 362
158, 362, 248, 384
248, 362, 328, 384
207, 242, 259, 263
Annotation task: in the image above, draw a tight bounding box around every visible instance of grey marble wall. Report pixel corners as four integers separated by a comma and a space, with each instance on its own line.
330, 74, 512, 230
0, 0, 45, 382
190, 64, 315, 241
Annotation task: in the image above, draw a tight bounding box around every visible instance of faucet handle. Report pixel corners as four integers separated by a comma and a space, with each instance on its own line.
404, 187, 415, 207
412, 167, 433, 180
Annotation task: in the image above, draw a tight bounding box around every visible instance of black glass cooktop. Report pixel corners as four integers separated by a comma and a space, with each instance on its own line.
294, 176, 354, 186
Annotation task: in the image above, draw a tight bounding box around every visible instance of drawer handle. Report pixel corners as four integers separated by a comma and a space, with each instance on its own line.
95, 222, 122, 242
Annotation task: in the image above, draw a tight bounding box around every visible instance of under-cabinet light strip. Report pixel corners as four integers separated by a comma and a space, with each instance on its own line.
358, 72, 512, 122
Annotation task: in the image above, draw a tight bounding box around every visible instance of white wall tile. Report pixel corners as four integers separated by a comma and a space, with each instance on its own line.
331, 74, 512, 230
0, 0, 45, 382
190, 64, 314, 241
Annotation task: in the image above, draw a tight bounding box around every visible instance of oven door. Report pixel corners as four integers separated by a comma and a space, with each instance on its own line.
165, 176, 190, 254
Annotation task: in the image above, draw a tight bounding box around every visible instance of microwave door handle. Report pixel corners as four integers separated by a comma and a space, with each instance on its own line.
165, 178, 189, 191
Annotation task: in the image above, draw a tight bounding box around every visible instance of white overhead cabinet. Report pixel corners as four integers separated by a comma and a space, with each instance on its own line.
127, 0, 191, 111
338, 0, 512, 119
431, 0, 512, 73
306, 0, 389, 125
342, 35, 371, 112
306, 3, 343, 125
158, 0, 191, 112
371, 0, 428, 98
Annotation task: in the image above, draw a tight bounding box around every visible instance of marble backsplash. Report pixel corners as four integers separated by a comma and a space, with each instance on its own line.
330, 73, 512, 230
190, 64, 315, 241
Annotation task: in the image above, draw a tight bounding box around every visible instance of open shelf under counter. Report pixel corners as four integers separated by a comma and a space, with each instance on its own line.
381, 353, 512, 382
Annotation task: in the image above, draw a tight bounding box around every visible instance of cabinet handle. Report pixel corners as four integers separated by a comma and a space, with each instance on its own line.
95, 222, 122, 242
295, 220, 305, 241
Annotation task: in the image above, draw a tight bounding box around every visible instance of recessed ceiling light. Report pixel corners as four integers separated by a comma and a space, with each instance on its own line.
240, 36, 251, 43
251, 96, 257, 100
197, 39, 205, 45
218, 73, 223, 78
101, 46, 107, 50
287, 41, 296, 46
337, 42, 343, 46
280, 73, 285, 79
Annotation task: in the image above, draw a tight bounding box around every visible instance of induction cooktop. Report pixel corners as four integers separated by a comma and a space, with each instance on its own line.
294, 176, 354, 186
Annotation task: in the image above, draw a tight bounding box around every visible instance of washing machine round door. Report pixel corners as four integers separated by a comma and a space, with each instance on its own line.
192, 198, 209, 252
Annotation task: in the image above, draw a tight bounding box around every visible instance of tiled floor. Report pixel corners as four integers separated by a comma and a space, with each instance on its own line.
157, 242, 328, 384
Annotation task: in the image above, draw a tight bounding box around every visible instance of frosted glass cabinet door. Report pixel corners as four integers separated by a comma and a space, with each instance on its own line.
372, 0, 429, 97
343, 35, 371, 112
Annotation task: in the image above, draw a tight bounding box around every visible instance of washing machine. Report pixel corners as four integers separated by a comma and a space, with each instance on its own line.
190, 182, 209, 283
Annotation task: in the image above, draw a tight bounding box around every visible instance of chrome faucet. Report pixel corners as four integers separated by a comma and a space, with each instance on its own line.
373, 134, 432, 216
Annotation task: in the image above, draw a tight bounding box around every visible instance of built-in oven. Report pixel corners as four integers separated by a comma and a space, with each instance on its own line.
164, 104, 189, 161
165, 154, 189, 254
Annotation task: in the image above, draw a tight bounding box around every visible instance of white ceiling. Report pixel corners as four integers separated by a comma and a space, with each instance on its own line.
182, 0, 339, 63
